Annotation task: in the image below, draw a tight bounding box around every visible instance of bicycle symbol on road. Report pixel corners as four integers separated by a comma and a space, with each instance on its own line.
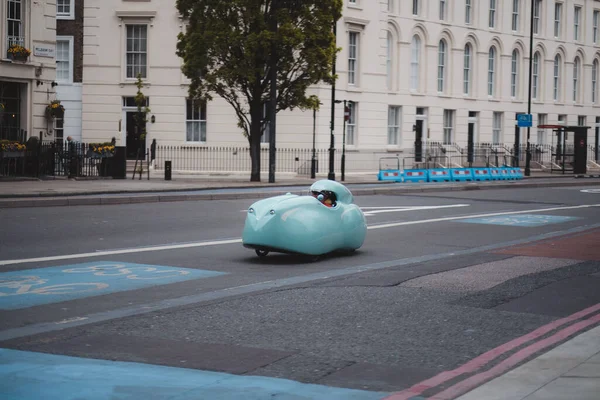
0, 276, 108, 297
61, 263, 191, 280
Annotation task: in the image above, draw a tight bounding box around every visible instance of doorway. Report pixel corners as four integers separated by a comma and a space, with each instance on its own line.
125, 111, 146, 160
414, 107, 427, 162
467, 111, 478, 166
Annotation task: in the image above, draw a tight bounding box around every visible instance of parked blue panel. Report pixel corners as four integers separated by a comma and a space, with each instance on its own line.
403, 169, 428, 183
428, 168, 451, 182
0, 349, 387, 400
0, 262, 226, 310
450, 168, 473, 182
471, 168, 492, 181
378, 170, 403, 182
489, 167, 503, 180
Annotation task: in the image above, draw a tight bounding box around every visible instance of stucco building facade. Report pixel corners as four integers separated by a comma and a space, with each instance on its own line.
0, 0, 57, 143
79, 0, 600, 169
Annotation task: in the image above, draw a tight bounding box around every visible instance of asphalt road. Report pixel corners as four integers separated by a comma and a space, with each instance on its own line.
1, 184, 600, 399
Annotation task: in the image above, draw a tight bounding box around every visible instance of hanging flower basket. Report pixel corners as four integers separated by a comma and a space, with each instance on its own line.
7, 44, 30, 62
45, 100, 65, 120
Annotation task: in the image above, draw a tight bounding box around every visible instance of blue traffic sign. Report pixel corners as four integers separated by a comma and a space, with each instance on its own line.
517, 113, 532, 127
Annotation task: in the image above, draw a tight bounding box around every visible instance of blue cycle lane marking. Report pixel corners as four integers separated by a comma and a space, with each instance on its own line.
0, 349, 387, 400
458, 214, 580, 227
0, 262, 226, 310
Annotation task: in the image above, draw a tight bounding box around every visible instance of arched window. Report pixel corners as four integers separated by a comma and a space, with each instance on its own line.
553, 54, 561, 101
532, 52, 540, 100
463, 44, 472, 95
511, 49, 519, 98
593, 59, 599, 104
438, 40, 446, 93
410, 35, 421, 91
573, 56, 581, 103
488, 46, 496, 96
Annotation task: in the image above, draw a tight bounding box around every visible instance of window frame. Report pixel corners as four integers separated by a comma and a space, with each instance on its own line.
537, 113, 547, 144
488, 46, 496, 97
387, 105, 401, 146
412, 0, 420, 16
489, 0, 497, 29
512, 0, 520, 32
410, 35, 421, 92
465, 0, 472, 25
533, 0, 541, 35
346, 101, 357, 146
594, 10, 599, 44
573, 57, 581, 103
511, 49, 519, 99
386, 31, 393, 90
443, 109, 454, 145
463, 43, 472, 96
573, 6, 581, 41
348, 31, 359, 86
439, 0, 447, 21
492, 111, 503, 145
532, 51, 540, 100
554, 2, 562, 39
56, 0, 75, 20
55, 35, 74, 84
593, 59, 598, 104
185, 98, 207, 143
437, 40, 447, 94
125, 24, 149, 80
553, 54, 562, 102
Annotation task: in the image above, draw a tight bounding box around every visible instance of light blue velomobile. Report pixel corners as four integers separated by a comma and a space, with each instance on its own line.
242, 180, 367, 259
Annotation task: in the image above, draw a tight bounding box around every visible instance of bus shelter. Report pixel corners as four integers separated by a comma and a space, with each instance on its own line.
538, 125, 590, 175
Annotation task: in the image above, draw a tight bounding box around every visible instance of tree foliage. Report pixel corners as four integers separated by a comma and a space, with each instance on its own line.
176, 0, 342, 181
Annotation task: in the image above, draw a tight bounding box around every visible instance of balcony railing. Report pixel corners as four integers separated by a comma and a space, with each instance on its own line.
6, 36, 25, 58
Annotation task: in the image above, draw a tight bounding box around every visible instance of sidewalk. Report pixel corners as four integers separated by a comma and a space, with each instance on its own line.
455, 324, 600, 400
0, 170, 599, 208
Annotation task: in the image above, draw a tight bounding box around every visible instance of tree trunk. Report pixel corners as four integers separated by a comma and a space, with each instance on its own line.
249, 119, 262, 182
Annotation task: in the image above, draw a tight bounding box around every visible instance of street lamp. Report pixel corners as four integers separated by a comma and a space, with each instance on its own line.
525, 0, 535, 176
341, 100, 350, 181
328, 19, 337, 181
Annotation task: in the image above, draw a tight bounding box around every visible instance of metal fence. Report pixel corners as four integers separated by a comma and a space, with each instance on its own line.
154, 145, 338, 174
0, 127, 26, 142
0, 140, 116, 178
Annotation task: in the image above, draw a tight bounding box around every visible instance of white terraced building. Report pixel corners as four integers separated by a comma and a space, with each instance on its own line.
80, 0, 600, 173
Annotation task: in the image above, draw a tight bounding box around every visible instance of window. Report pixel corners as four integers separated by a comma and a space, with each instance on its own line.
463, 44, 472, 95
7, 0, 24, 49
465, 0, 472, 24
573, 57, 581, 103
387, 0, 393, 12
537, 114, 547, 144
492, 112, 503, 144
594, 11, 599, 44
348, 32, 358, 85
533, 0, 541, 34
439, 0, 446, 20
554, 2, 562, 38
412, 0, 420, 15
578, 115, 586, 127
261, 103, 269, 143
437, 40, 446, 93
511, 50, 519, 98
574, 6, 581, 41
410, 36, 421, 91
488, 46, 496, 97
512, 0, 519, 31
388, 106, 401, 145
558, 114, 566, 125
593, 60, 598, 104
186, 99, 207, 142
126, 25, 148, 79
489, 0, 496, 28
54, 117, 64, 143
553, 55, 561, 101
443, 109, 454, 145
346, 101, 357, 145
55, 37, 73, 83
348, 0, 356, 4
532, 52, 540, 100
56, 0, 74, 19
386, 31, 393, 90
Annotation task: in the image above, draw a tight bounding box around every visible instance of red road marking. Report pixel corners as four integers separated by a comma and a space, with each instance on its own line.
430, 313, 600, 399
383, 302, 600, 400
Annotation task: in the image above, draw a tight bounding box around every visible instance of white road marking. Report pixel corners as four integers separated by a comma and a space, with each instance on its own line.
581, 189, 600, 193
362, 204, 470, 216
1, 203, 599, 267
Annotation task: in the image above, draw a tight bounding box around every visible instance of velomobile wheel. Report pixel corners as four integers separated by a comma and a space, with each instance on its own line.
255, 249, 269, 257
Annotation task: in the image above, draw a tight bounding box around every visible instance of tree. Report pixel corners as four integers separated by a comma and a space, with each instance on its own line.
133, 74, 151, 146
176, 0, 342, 181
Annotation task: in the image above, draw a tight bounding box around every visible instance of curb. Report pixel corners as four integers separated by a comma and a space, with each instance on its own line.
1, 178, 600, 208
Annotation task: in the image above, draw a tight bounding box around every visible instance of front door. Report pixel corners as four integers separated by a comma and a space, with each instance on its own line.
414, 119, 423, 162
126, 111, 146, 159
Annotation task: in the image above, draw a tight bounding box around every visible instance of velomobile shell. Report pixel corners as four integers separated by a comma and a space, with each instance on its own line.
242, 192, 367, 256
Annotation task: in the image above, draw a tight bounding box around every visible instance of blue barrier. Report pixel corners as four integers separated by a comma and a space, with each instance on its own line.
450, 168, 474, 182
428, 168, 451, 182
472, 168, 492, 181
499, 168, 511, 180
509, 167, 524, 180
403, 169, 428, 183
489, 168, 503, 180
378, 170, 403, 182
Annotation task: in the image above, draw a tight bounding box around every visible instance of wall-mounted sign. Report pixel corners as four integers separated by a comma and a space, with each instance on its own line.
33, 44, 55, 58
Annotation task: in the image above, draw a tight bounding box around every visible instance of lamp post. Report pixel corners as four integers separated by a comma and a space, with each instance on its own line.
341, 100, 349, 181
328, 20, 337, 181
311, 105, 317, 179
525, 0, 535, 176
268, 1, 278, 183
